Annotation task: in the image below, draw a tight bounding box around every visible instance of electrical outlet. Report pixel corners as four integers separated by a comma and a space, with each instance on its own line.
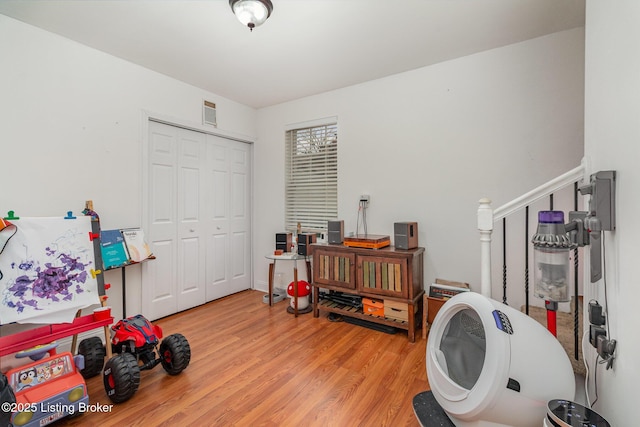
359, 194, 370, 207
597, 336, 616, 359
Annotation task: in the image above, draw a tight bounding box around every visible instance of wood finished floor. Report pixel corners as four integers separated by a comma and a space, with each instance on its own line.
58, 290, 429, 427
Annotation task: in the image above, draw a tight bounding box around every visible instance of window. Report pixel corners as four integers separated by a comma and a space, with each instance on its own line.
285, 121, 338, 233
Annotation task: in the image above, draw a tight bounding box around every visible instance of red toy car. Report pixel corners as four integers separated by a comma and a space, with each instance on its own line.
102, 314, 190, 403
5, 344, 89, 427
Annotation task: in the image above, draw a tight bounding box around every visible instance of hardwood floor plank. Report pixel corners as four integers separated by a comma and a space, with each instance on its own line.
57, 290, 428, 426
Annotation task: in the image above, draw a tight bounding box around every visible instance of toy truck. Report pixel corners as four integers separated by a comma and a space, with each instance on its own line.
5, 346, 88, 427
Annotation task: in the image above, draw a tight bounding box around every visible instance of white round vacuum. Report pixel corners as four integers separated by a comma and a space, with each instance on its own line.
426, 292, 575, 427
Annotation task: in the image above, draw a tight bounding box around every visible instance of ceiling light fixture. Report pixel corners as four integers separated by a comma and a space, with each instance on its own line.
229, 0, 273, 32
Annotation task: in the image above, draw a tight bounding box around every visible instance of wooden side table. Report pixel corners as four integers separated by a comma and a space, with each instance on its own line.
265, 253, 311, 317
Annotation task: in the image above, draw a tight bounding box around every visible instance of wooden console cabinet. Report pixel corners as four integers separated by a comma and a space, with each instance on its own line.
310, 243, 424, 342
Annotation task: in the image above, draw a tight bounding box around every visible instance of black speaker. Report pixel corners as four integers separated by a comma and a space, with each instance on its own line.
297, 233, 317, 256
394, 222, 418, 250
328, 220, 344, 244
276, 232, 292, 252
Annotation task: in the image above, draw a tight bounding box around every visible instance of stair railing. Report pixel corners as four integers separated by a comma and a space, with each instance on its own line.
477, 161, 586, 301
478, 160, 586, 360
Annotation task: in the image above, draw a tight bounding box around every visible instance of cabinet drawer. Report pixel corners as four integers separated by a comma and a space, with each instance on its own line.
384, 299, 409, 322
313, 250, 356, 289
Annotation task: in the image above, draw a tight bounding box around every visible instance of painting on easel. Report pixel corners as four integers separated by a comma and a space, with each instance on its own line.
0, 216, 101, 325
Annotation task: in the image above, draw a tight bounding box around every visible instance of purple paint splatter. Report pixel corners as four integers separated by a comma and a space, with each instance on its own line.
5, 247, 92, 312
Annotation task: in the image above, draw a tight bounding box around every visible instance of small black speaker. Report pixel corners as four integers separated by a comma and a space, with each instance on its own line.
394, 222, 418, 250
328, 220, 344, 244
297, 233, 317, 256
276, 232, 292, 252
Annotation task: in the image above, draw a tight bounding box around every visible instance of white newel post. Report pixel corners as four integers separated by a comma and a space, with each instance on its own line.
477, 198, 494, 298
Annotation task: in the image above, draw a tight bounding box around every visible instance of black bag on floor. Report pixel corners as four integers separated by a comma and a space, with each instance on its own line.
0, 372, 15, 427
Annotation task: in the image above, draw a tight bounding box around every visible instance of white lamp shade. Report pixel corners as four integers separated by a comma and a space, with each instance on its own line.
231, 0, 272, 28
426, 292, 575, 427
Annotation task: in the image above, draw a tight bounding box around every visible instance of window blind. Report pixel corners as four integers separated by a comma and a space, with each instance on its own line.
285, 122, 338, 233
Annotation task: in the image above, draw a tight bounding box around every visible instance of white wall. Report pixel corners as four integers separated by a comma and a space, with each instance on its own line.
254, 28, 585, 299
0, 15, 257, 324
0, 14, 589, 379
583, 1, 640, 424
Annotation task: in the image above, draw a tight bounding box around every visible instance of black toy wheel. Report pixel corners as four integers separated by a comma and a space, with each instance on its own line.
159, 333, 191, 375
103, 352, 140, 403
78, 336, 106, 379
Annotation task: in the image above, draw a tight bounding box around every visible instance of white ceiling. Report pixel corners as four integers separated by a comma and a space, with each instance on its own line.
0, 0, 585, 109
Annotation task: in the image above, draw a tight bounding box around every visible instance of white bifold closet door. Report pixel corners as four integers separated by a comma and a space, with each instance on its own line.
143, 120, 251, 320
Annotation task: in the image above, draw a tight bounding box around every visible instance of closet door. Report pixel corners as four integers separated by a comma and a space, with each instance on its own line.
144, 121, 206, 320
143, 121, 252, 320
205, 135, 252, 301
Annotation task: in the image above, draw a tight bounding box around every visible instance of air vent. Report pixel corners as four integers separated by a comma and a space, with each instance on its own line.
203, 100, 217, 127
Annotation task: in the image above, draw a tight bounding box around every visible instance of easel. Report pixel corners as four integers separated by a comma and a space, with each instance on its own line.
81, 200, 113, 358
98, 209, 156, 319
0, 201, 114, 360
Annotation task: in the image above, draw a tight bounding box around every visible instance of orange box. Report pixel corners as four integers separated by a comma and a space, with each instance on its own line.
363, 298, 384, 317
